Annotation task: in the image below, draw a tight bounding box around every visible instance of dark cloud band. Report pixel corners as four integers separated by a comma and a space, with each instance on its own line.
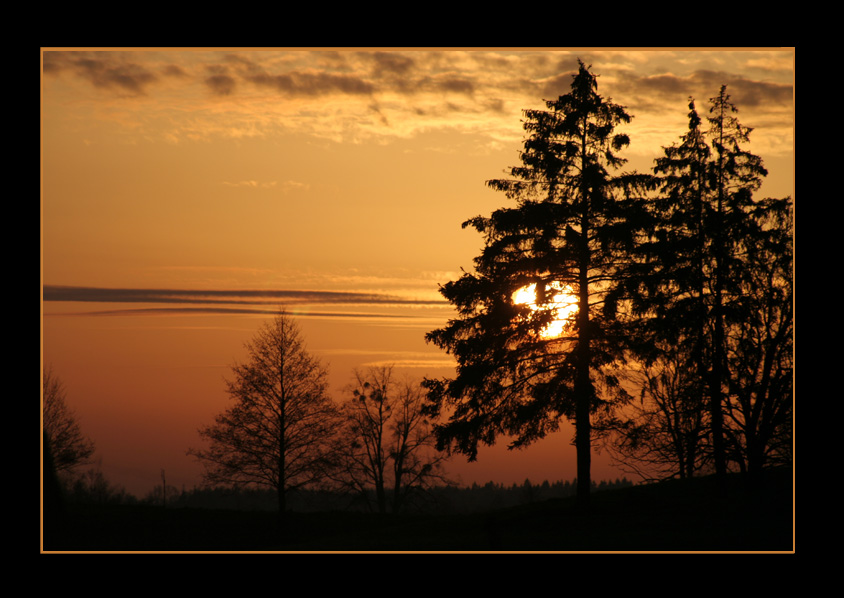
42, 285, 445, 306
44, 306, 418, 319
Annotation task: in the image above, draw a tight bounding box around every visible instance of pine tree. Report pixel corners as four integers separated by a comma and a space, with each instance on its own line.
423, 60, 651, 506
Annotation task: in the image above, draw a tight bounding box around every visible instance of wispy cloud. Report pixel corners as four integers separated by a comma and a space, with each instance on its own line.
220, 180, 280, 189
313, 348, 456, 369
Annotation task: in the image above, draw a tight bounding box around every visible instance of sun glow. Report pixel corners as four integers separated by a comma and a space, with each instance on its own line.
513, 282, 578, 339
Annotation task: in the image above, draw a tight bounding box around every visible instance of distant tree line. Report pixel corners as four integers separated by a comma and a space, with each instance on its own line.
134, 476, 634, 514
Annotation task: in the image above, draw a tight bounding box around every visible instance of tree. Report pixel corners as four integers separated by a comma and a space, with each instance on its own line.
189, 310, 339, 517
600, 346, 711, 481
43, 366, 96, 474
722, 196, 793, 478
332, 365, 450, 514
423, 60, 651, 506
616, 88, 791, 482
603, 98, 715, 481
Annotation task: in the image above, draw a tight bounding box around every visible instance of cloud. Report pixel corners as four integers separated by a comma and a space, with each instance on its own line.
42, 50, 792, 151
220, 180, 279, 189
314, 348, 457, 369
368, 51, 416, 76
161, 64, 189, 78
360, 358, 458, 369
212, 51, 478, 99
281, 180, 309, 193
43, 51, 158, 96
204, 66, 237, 96
43, 285, 445, 307
246, 70, 375, 96
617, 69, 793, 110
219, 179, 310, 193
430, 76, 475, 95
44, 306, 420, 319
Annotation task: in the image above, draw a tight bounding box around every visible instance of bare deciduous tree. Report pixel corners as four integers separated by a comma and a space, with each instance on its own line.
332, 365, 450, 514
599, 348, 711, 482
188, 310, 339, 516
43, 366, 96, 474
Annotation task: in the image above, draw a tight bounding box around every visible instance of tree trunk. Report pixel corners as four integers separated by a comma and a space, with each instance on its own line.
575, 129, 592, 508
708, 99, 729, 484
710, 183, 727, 481
575, 376, 592, 507
375, 479, 387, 515
575, 244, 592, 506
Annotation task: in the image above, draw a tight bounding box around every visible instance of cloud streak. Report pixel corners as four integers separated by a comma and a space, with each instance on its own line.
42, 285, 449, 320
43, 285, 446, 307
44, 306, 421, 319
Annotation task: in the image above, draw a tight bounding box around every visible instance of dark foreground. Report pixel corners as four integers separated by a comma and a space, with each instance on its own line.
42, 468, 793, 552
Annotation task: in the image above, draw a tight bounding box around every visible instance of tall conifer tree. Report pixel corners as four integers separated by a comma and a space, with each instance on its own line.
423, 61, 650, 505
622, 86, 789, 481
705, 85, 772, 478
620, 98, 714, 478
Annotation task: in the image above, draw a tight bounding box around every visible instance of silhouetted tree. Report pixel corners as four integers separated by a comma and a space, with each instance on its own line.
189, 310, 339, 518
43, 366, 96, 474
601, 346, 710, 481
603, 98, 714, 481
331, 365, 450, 514
723, 196, 793, 477
617, 88, 791, 482
423, 60, 652, 506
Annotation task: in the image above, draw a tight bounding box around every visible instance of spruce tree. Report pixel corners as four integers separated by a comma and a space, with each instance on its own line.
705, 85, 772, 478
618, 98, 714, 479
622, 86, 790, 481
423, 60, 651, 506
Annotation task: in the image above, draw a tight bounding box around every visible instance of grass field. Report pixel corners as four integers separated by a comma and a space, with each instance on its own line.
42, 467, 793, 553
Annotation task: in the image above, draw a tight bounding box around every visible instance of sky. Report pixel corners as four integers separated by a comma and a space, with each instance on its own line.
41, 48, 794, 498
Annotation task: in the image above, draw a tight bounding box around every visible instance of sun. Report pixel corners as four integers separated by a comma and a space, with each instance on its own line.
513, 282, 578, 339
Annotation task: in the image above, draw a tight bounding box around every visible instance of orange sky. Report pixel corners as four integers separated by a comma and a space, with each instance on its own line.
41, 48, 794, 497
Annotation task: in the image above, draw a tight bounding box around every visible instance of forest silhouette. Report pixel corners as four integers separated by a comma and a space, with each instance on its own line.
42, 60, 793, 553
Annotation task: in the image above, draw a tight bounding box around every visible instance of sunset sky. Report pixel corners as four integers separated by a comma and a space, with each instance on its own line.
41, 48, 794, 497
